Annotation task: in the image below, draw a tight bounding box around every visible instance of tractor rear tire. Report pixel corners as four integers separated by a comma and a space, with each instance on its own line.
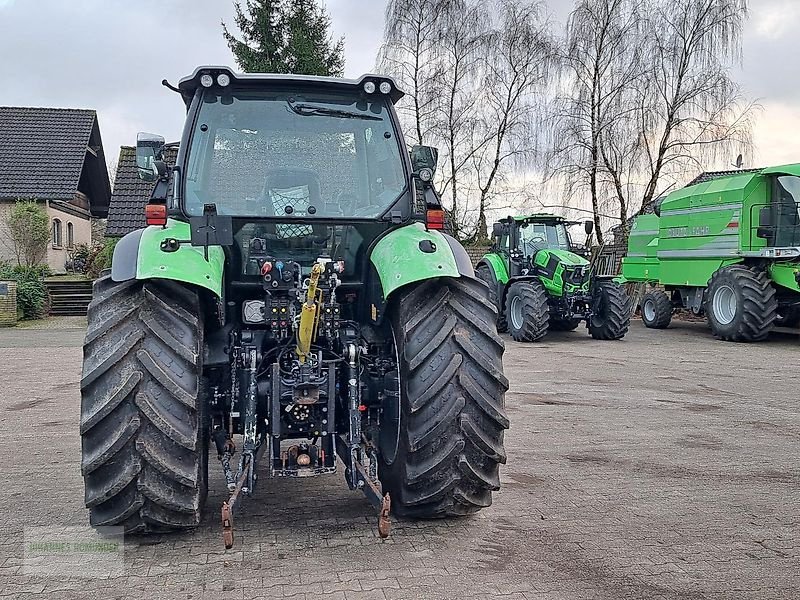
549, 318, 581, 331
641, 290, 672, 329
80, 275, 208, 533
705, 266, 777, 342
382, 276, 509, 518
588, 281, 631, 340
505, 281, 549, 342
475, 264, 507, 332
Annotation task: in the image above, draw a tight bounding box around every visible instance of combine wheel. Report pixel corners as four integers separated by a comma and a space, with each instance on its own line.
588, 282, 631, 340
641, 290, 672, 329
380, 277, 509, 517
704, 266, 777, 342
505, 281, 549, 342
80, 275, 208, 533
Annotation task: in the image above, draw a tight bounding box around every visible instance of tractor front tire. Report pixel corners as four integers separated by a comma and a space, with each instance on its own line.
80, 275, 208, 533
475, 264, 507, 332
588, 281, 631, 340
705, 266, 777, 342
505, 281, 549, 342
382, 276, 509, 518
641, 290, 672, 329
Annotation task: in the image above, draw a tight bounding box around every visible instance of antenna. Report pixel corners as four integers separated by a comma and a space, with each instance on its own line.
161, 79, 181, 94
731, 153, 743, 169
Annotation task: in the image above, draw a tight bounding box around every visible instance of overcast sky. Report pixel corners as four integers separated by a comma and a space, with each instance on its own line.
0, 0, 797, 173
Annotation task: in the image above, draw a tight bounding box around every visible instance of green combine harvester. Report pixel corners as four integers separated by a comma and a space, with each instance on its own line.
477, 214, 631, 342
621, 164, 800, 341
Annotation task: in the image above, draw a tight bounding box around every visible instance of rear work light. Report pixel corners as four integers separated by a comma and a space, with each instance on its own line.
145, 204, 167, 226
427, 209, 445, 230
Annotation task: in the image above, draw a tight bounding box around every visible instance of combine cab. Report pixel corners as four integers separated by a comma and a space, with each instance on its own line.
622, 165, 800, 341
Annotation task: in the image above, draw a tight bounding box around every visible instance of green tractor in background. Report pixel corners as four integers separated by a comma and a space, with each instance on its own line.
80, 67, 509, 547
622, 164, 800, 341
476, 215, 631, 342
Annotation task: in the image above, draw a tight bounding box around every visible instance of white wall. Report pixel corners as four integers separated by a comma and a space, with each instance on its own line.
47, 205, 92, 274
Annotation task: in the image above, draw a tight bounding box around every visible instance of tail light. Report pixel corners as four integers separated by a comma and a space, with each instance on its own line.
145, 204, 167, 226
427, 209, 445, 230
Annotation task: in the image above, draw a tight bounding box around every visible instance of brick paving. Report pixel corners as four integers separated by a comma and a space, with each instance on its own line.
0, 320, 797, 599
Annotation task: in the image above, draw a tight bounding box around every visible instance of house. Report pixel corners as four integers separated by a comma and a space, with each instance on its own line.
0, 107, 111, 273
106, 145, 178, 237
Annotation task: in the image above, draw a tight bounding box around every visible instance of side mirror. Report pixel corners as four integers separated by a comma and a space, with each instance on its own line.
584, 220, 594, 237
756, 206, 773, 239
410, 145, 439, 184
492, 222, 504, 238
136, 132, 167, 182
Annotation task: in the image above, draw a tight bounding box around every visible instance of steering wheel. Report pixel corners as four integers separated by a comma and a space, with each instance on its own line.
522, 239, 544, 257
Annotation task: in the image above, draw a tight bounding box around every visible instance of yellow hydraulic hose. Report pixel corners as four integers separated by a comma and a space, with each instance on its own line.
296, 263, 323, 363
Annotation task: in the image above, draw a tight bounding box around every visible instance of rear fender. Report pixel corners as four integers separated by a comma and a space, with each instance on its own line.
111, 219, 225, 298
369, 223, 473, 302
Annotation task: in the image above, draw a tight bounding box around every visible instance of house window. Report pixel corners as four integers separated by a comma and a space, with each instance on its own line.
67, 222, 74, 248
52, 219, 62, 247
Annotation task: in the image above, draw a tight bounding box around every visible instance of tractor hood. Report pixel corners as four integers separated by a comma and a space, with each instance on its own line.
542, 248, 590, 267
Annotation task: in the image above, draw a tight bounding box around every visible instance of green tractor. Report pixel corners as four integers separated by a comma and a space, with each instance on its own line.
80, 67, 508, 547
476, 215, 631, 342
621, 165, 800, 341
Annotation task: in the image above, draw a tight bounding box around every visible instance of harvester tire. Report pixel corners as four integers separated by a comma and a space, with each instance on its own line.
382, 276, 509, 518
588, 281, 631, 340
641, 290, 672, 329
505, 281, 549, 342
705, 266, 777, 342
80, 275, 208, 533
549, 318, 581, 331
475, 264, 507, 332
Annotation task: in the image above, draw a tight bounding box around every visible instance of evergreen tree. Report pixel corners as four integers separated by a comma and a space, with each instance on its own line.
223, 1, 286, 73
285, 0, 345, 76
222, 0, 345, 76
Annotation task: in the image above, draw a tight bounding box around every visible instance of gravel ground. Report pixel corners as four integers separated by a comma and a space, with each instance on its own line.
0, 319, 797, 599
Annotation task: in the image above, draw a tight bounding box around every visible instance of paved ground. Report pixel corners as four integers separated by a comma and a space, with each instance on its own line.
0, 319, 798, 599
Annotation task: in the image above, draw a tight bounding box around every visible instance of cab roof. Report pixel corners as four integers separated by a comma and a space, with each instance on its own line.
177, 66, 405, 107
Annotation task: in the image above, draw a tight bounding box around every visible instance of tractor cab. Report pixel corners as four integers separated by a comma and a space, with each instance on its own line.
491, 214, 593, 278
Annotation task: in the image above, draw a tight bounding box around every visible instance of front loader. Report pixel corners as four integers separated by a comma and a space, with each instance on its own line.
80, 67, 508, 547
476, 215, 631, 342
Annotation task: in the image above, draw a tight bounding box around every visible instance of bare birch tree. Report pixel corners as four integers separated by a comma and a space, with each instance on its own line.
547, 0, 642, 244
469, 0, 558, 242
379, 0, 448, 145
433, 1, 490, 239
636, 0, 753, 213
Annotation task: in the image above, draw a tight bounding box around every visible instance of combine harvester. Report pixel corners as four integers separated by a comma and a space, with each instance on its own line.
621, 165, 800, 341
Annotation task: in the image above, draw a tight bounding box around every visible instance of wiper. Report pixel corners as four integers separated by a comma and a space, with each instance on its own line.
287, 102, 382, 121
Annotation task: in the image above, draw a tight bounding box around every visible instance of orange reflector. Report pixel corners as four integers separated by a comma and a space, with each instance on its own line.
427, 209, 445, 230
145, 204, 167, 226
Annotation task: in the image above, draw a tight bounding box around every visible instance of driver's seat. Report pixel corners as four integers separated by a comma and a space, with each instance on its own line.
261, 168, 326, 242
